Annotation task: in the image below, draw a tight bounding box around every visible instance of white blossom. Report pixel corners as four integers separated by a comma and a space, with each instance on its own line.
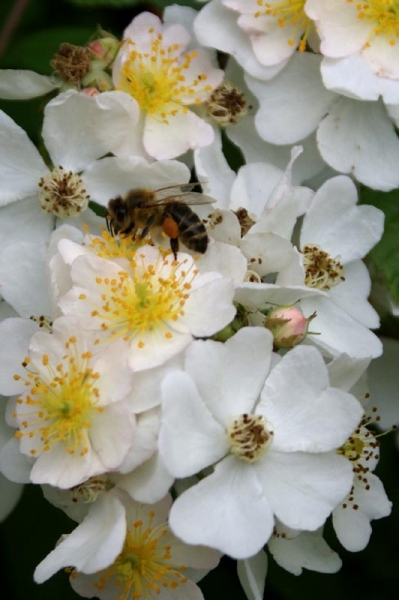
0, 69, 60, 100
0, 90, 139, 247
306, 0, 399, 80
268, 525, 342, 575
10, 316, 137, 488
35, 492, 220, 600
160, 328, 363, 558
245, 52, 399, 190
333, 425, 392, 552
112, 12, 223, 159
194, 0, 289, 80
57, 240, 236, 371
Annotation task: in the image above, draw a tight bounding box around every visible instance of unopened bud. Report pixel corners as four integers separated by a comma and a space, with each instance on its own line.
88, 36, 119, 66
82, 87, 100, 97
265, 306, 315, 349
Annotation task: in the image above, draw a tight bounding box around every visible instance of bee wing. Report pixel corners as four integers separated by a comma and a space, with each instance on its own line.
152, 183, 199, 201
167, 192, 216, 205
146, 184, 215, 206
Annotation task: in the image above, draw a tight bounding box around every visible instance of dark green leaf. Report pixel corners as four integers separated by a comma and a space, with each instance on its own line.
222, 129, 245, 173
149, 0, 202, 8
1, 27, 95, 73
64, 0, 142, 6
360, 186, 399, 304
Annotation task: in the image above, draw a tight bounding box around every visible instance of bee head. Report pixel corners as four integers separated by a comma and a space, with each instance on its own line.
108, 196, 127, 224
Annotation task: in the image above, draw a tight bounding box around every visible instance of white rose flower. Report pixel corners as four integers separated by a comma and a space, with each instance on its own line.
277, 176, 384, 358
268, 525, 342, 575
35, 491, 220, 600
112, 11, 223, 159
0, 401, 24, 520
57, 242, 236, 371
160, 328, 363, 558
224, 0, 318, 65
306, 0, 399, 80
9, 316, 137, 488
333, 424, 392, 552
246, 52, 399, 190
194, 0, 289, 80
0, 69, 60, 100
0, 90, 139, 246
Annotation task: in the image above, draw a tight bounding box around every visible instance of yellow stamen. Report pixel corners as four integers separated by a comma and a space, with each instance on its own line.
117, 29, 210, 122
78, 249, 198, 348
255, 0, 311, 52
78, 510, 188, 599
350, 0, 399, 47
14, 339, 102, 456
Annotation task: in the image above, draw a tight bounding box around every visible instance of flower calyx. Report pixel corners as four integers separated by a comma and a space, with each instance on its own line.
265, 305, 316, 349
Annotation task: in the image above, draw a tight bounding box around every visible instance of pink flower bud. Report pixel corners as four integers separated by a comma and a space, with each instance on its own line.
82, 87, 100, 97
88, 40, 104, 57
88, 37, 119, 65
265, 306, 314, 349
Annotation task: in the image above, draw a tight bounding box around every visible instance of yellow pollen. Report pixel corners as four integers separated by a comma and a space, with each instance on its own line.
89, 229, 152, 262
82, 510, 188, 599
350, 0, 399, 47
117, 29, 211, 121
79, 252, 198, 348
255, 0, 311, 51
14, 341, 102, 456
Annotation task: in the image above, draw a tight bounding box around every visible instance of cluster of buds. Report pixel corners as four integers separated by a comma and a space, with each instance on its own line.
51, 30, 120, 93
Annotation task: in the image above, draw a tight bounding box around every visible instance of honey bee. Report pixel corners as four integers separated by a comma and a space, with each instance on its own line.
106, 183, 214, 258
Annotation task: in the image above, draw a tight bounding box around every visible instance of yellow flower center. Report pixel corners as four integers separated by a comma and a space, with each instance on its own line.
351, 0, 399, 47
88, 229, 150, 261
255, 0, 311, 50
228, 413, 274, 462
81, 250, 198, 349
80, 510, 188, 599
302, 244, 345, 291
13, 338, 102, 456
118, 28, 212, 123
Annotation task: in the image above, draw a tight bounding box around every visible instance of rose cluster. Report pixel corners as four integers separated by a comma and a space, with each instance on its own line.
0, 3, 395, 600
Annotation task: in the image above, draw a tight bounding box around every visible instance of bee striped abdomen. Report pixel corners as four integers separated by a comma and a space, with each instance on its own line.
164, 203, 208, 254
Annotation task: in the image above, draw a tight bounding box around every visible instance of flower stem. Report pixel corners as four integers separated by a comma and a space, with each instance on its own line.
0, 0, 30, 58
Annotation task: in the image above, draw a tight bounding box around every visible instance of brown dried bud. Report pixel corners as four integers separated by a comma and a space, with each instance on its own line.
51, 43, 92, 85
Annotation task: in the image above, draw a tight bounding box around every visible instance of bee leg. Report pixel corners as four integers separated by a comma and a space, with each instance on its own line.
141, 214, 156, 239
122, 222, 135, 236
170, 237, 179, 260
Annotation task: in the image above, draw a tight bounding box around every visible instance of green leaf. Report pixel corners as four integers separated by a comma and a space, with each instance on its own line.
1, 27, 95, 73
360, 186, 399, 304
150, 0, 202, 8
64, 0, 141, 6
65, 0, 201, 8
